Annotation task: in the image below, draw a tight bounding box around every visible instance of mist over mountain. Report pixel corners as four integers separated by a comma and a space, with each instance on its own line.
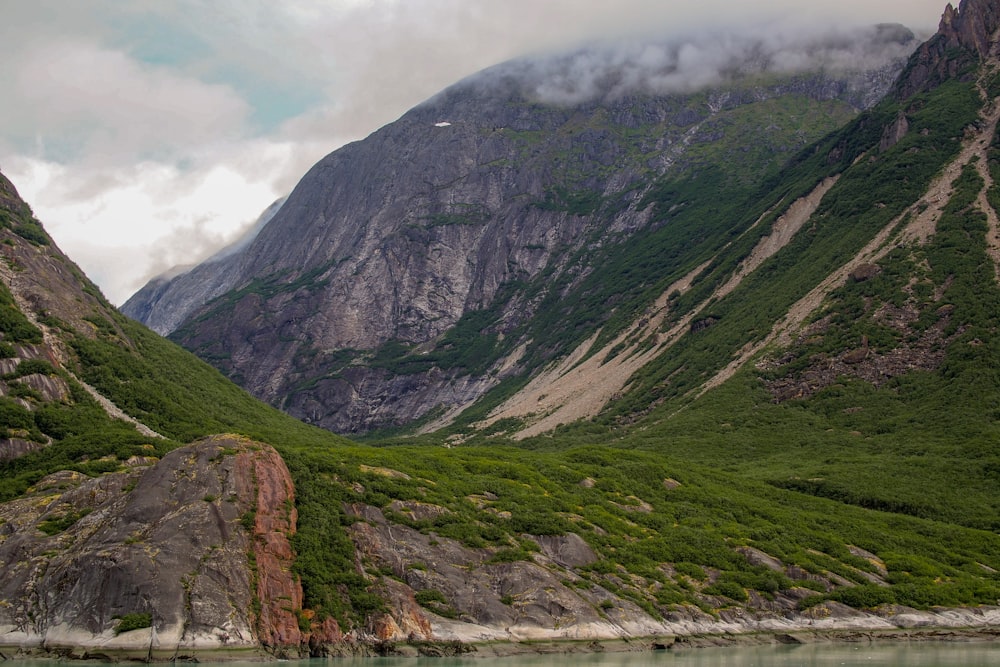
469, 23, 919, 106
125, 196, 287, 336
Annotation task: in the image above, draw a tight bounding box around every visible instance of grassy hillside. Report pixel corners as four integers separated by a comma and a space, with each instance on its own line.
287, 441, 1000, 619
0, 306, 351, 498
617, 137, 1000, 532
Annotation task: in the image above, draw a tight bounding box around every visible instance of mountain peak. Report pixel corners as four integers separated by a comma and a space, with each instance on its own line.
939, 0, 1000, 57
897, 0, 1000, 97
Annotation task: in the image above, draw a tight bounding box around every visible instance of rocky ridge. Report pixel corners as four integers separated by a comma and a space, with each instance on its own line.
0, 174, 163, 460
123, 198, 287, 337
896, 0, 1000, 97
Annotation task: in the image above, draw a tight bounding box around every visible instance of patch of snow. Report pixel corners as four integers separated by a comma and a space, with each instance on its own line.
434, 121, 452, 127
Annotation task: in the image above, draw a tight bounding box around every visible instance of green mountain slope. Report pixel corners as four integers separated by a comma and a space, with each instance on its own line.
489, 72, 1000, 536
0, 173, 351, 485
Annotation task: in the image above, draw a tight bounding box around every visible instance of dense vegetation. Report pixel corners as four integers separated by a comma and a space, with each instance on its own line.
283, 442, 1000, 618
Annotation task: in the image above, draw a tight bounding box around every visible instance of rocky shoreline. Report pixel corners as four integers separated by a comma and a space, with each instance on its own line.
1, 438, 996, 662
1, 621, 997, 661
380, 625, 1000, 659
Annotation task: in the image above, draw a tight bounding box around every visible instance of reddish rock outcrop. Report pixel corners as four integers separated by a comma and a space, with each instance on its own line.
235, 445, 301, 648
234, 443, 343, 652
0, 434, 342, 659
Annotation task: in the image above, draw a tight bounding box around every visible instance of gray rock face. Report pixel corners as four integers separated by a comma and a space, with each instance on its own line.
119, 257, 241, 338
124, 32, 919, 435
895, 0, 1000, 97
0, 437, 280, 660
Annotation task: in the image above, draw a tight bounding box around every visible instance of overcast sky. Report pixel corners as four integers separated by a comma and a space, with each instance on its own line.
0, 0, 947, 305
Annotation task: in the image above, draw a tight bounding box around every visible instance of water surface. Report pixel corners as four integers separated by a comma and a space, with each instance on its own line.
5, 642, 1000, 667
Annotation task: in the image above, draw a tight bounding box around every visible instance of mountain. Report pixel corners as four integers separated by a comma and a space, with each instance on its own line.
123, 196, 287, 337
123, 25, 920, 435
4, 0, 1000, 660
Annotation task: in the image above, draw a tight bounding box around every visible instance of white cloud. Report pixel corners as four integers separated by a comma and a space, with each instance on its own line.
9, 152, 291, 303
7, 41, 250, 164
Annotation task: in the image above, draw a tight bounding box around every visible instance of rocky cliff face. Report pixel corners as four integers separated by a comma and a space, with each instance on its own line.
0, 436, 303, 659
124, 29, 919, 435
895, 0, 1000, 97
939, 0, 1000, 58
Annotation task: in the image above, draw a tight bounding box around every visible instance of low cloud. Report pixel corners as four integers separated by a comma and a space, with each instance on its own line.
474, 23, 921, 107
8, 153, 293, 303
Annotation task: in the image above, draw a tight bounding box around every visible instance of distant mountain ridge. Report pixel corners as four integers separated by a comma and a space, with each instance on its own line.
124, 196, 287, 336
123, 25, 920, 435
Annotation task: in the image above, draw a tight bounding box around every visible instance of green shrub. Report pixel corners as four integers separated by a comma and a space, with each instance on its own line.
5, 359, 56, 379
703, 580, 748, 602
240, 511, 256, 532
674, 562, 707, 580
7, 383, 42, 401
414, 589, 448, 606
0, 396, 34, 432
414, 589, 458, 619
114, 612, 152, 634
0, 283, 42, 344
830, 585, 896, 609
488, 547, 532, 564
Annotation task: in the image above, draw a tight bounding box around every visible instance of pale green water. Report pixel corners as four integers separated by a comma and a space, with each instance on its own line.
9, 641, 1000, 666
328, 643, 995, 666
319, 643, 998, 666
11, 642, 1000, 667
